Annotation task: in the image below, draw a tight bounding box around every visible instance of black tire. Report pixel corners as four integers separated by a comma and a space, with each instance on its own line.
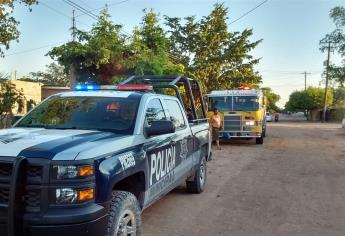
107, 191, 141, 236
256, 136, 264, 144
186, 156, 207, 193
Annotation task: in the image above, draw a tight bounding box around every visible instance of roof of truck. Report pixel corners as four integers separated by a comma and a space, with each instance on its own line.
207, 89, 261, 97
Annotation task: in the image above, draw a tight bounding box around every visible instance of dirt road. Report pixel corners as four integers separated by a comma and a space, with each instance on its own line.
142, 122, 345, 236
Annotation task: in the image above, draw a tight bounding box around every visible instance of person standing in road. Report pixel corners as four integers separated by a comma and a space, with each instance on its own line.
209, 108, 222, 150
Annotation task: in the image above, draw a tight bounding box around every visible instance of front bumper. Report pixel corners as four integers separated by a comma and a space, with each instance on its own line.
24, 216, 107, 236
24, 203, 108, 236
24, 215, 108, 236
220, 131, 261, 139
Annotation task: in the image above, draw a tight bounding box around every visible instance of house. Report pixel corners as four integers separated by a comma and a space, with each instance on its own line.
8, 80, 43, 115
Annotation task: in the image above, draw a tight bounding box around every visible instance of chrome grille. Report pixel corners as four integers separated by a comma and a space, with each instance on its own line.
223, 115, 241, 131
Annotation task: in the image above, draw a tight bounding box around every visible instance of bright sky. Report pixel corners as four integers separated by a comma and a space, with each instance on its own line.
0, 0, 343, 107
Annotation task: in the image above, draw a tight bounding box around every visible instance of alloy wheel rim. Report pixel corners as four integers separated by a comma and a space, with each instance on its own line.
116, 209, 136, 236
199, 162, 205, 186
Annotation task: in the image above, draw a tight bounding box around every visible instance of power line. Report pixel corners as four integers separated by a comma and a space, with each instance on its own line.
4, 42, 64, 57
76, 0, 130, 17
229, 0, 268, 25
62, 0, 98, 20
75, 0, 93, 10
301, 71, 311, 90
39, 1, 90, 28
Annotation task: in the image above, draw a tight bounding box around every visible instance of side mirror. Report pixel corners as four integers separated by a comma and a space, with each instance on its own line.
146, 120, 175, 136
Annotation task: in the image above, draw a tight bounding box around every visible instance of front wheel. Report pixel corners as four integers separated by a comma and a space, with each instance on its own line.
107, 191, 141, 236
256, 136, 264, 144
186, 156, 207, 193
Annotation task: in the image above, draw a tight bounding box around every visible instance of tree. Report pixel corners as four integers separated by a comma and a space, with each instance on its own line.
333, 86, 345, 107
34, 62, 69, 86
0, 78, 24, 128
19, 62, 69, 86
165, 3, 262, 92
0, 0, 37, 57
48, 8, 183, 85
127, 10, 184, 76
285, 87, 333, 112
320, 7, 345, 87
261, 87, 281, 111
48, 7, 127, 85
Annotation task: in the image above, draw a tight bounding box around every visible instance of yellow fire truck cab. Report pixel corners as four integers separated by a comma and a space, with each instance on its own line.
207, 88, 267, 144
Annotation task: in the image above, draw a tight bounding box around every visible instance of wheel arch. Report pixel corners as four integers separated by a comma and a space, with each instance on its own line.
112, 171, 146, 208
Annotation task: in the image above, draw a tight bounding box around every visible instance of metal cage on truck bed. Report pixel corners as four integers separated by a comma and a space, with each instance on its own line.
120, 76, 208, 123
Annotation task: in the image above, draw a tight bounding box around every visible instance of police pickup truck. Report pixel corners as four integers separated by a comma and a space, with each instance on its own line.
0, 76, 210, 236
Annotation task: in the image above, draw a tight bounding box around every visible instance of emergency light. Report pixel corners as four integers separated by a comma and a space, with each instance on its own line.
74, 84, 153, 91
239, 86, 251, 90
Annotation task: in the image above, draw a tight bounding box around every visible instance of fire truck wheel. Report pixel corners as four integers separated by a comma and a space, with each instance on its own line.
107, 191, 141, 236
186, 156, 207, 193
256, 136, 264, 144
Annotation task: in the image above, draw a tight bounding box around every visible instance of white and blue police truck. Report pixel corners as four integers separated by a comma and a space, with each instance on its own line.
0, 76, 211, 236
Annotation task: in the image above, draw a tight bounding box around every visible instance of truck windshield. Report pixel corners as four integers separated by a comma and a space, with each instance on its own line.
208, 96, 259, 112
232, 96, 259, 111
16, 96, 140, 134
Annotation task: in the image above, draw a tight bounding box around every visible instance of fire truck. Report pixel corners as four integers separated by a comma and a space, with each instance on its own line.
207, 88, 267, 144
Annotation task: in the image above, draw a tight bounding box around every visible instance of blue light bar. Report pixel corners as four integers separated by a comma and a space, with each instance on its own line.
75, 84, 83, 90
75, 84, 100, 91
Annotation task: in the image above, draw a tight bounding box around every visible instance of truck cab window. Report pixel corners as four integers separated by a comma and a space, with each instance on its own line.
145, 99, 166, 126
164, 99, 186, 129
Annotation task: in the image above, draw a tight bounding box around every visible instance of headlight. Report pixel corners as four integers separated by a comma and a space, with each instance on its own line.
53, 164, 94, 180
56, 188, 94, 204
56, 188, 77, 204
245, 121, 255, 126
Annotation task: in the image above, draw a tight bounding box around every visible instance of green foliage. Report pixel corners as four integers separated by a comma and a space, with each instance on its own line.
0, 77, 24, 128
165, 3, 262, 92
261, 87, 281, 111
48, 7, 127, 84
19, 62, 69, 86
327, 65, 345, 87
320, 6, 345, 87
285, 87, 333, 112
333, 86, 345, 107
0, 0, 37, 57
127, 10, 185, 76
48, 4, 262, 91
48, 8, 184, 85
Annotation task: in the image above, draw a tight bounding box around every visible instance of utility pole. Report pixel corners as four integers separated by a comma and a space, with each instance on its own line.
72, 10, 76, 42
69, 10, 77, 89
322, 41, 331, 122
301, 71, 311, 120
301, 71, 311, 91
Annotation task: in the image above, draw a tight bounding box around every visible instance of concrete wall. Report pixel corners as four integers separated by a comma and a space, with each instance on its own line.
6, 80, 42, 115
41, 87, 71, 100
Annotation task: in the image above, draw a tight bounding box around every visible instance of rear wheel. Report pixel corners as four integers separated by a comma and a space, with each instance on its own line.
186, 156, 207, 193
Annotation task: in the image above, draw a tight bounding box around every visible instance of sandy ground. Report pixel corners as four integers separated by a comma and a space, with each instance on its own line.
142, 122, 345, 236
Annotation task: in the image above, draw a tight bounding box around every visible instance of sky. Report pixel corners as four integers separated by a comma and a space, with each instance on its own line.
0, 0, 344, 107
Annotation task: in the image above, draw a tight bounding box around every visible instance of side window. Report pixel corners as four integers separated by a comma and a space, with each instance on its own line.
164, 99, 186, 129
145, 99, 166, 126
